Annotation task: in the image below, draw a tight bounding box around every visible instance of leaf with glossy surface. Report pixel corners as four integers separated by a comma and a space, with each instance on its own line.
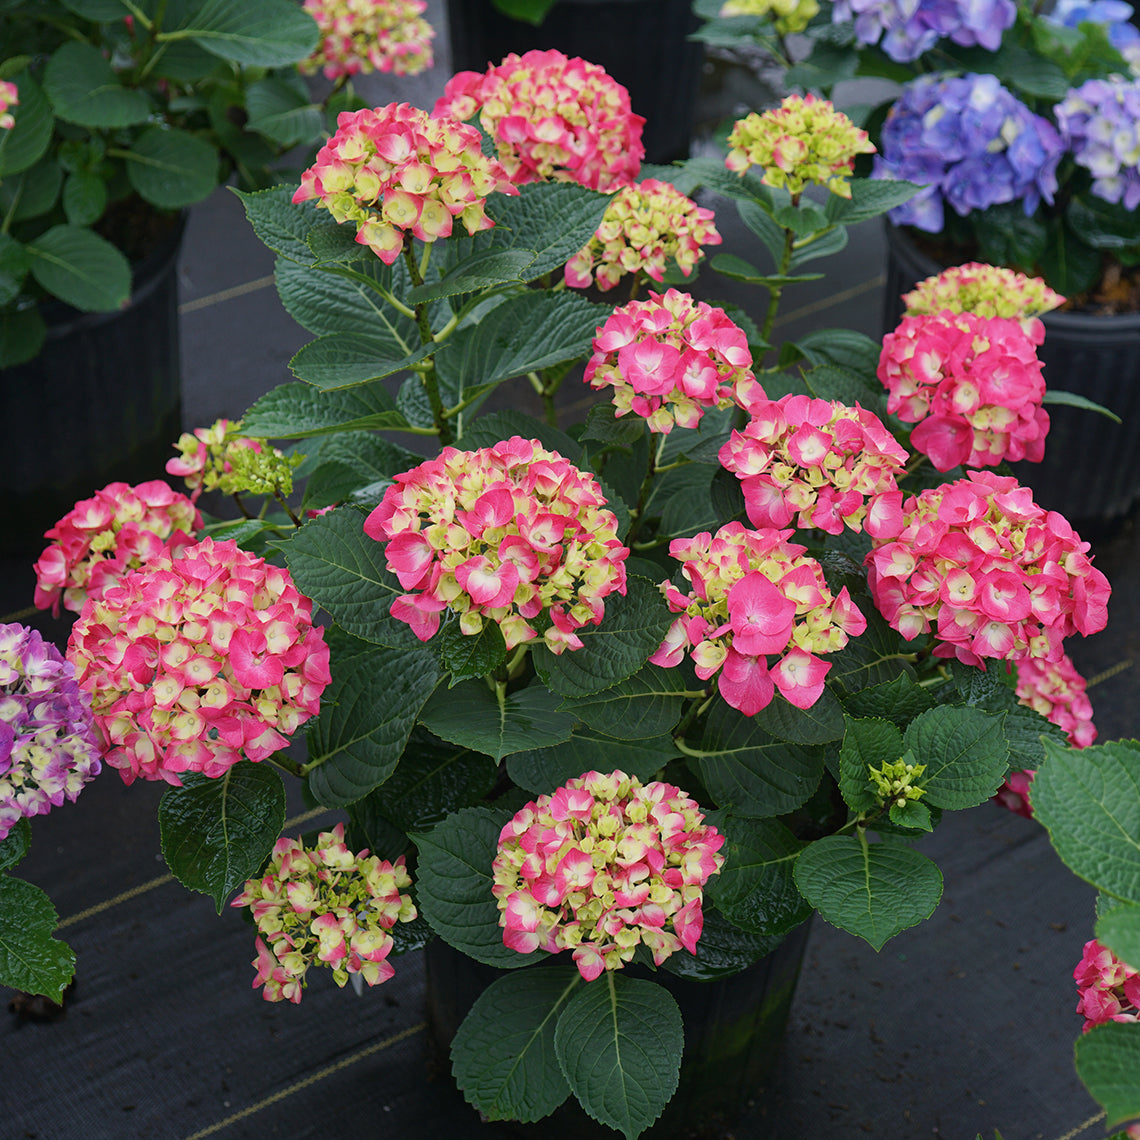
456, 410, 582, 460
126, 126, 219, 208
27, 225, 130, 312
412, 805, 534, 967
697, 701, 825, 818
839, 715, 905, 814
300, 432, 419, 510
554, 973, 682, 1140
1074, 1023, 1140, 1131
436, 620, 507, 686
158, 764, 287, 913
0, 72, 52, 178
452, 965, 579, 1122
842, 674, 937, 727
305, 636, 441, 806
43, 42, 150, 128
245, 77, 323, 147
658, 905, 785, 980
166, 0, 320, 66
506, 731, 676, 794
234, 184, 319, 263
0, 819, 31, 873
407, 249, 537, 302
1031, 738, 1140, 903
418, 679, 576, 761
824, 179, 923, 225
0, 877, 75, 1001
794, 835, 943, 951
558, 663, 691, 739
280, 506, 424, 649
752, 687, 845, 745
290, 330, 433, 390
276, 257, 413, 338
242, 381, 411, 439
903, 705, 1009, 810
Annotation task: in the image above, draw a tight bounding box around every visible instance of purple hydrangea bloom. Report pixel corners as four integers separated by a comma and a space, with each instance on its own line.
0, 622, 102, 841
831, 0, 1016, 62
1056, 76, 1140, 209
872, 73, 1065, 231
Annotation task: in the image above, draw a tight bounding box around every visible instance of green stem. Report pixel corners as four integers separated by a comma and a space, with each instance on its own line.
275, 492, 303, 528
671, 687, 715, 746
269, 753, 303, 778
760, 221, 796, 360
403, 241, 452, 445
626, 433, 667, 546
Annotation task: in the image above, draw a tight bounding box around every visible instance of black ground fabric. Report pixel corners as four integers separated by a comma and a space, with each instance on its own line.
1, 8, 1136, 1138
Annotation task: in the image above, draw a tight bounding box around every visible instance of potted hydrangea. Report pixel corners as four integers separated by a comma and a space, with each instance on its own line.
3, 49, 1139, 1138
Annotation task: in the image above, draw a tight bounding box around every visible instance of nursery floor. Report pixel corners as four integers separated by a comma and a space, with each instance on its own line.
2, 11, 1137, 1139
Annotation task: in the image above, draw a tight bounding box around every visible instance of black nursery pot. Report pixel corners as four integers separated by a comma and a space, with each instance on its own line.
445, 0, 704, 165
883, 222, 1140, 532
425, 919, 811, 1137
1, 215, 185, 556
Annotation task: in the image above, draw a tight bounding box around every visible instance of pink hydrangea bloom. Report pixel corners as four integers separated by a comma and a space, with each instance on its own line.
0, 623, 102, 842
564, 179, 721, 292
0, 80, 18, 131
33, 481, 202, 617
231, 823, 417, 1003
900, 262, 1065, 345
719, 394, 909, 535
167, 418, 297, 502
300, 0, 434, 79
66, 538, 331, 786
992, 767, 1036, 819
650, 522, 866, 715
865, 470, 1111, 668
364, 437, 628, 652
725, 93, 875, 198
492, 769, 725, 979
878, 310, 1050, 471
432, 49, 645, 192
292, 102, 518, 264
584, 289, 764, 434
1074, 938, 1140, 1032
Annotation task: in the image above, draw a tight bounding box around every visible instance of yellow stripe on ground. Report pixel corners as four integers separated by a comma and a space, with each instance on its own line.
1052, 1110, 1106, 1140
771, 273, 886, 330
181, 1022, 427, 1140
178, 275, 276, 315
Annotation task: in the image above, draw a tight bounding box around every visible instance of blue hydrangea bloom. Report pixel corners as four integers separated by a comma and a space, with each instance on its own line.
873, 73, 1065, 231
831, 0, 1016, 62
1044, 0, 1140, 50
1056, 76, 1140, 209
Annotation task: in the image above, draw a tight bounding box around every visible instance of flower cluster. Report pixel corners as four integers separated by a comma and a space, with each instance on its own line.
0, 80, 17, 131
292, 102, 517, 264
584, 290, 763, 434
1056, 76, 1140, 211
725, 94, 875, 198
33, 481, 202, 618
433, 49, 644, 192
718, 394, 908, 535
877, 311, 1049, 472
720, 0, 820, 34
0, 623, 102, 843
831, 0, 1016, 62
874, 73, 1064, 233
231, 823, 417, 1003
650, 523, 866, 715
492, 770, 725, 980
67, 538, 331, 785
299, 0, 434, 80
1045, 0, 1140, 71
900, 262, 1065, 343
1074, 939, 1140, 1032
865, 471, 1111, 668
167, 419, 301, 502
364, 438, 629, 652
564, 179, 722, 293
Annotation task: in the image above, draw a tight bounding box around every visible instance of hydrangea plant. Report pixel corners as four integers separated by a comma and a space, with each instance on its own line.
2, 54, 1137, 1140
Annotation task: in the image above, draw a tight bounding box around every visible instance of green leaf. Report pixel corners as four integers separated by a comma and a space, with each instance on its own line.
793, 835, 943, 951
241, 381, 410, 439
43, 42, 150, 128
0, 233, 30, 307
456, 409, 582, 461
652, 465, 719, 539
27, 225, 131, 312
752, 687, 845, 745
0, 72, 52, 178
245, 77, 323, 148
0, 876, 75, 1002
824, 179, 923, 226
418, 679, 577, 761
696, 701, 825, 817
789, 224, 849, 267
365, 729, 498, 832
125, 126, 219, 208
889, 799, 933, 832
62, 170, 107, 226
507, 730, 677, 794
165, 0, 320, 66
290, 330, 434, 390
839, 715, 905, 814
158, 765, 287, 913
658, 905, 785, 980
1031, 739, 1140, 903
825, 605, 915, 697
300, 432, 419, 510
977, 681, 1069, 771
557, 663, 691, 739
305, 636, 441, 806
407, 249, 537, 302
452, 965, 579, 1122
581, 402, 646, 447
0, 819, 31, 872
280, 506, 424, 649
842, 674, 937, 727
60, 0, 145, 17
1044, 388, 1122, 423
1096, 902, 1140, 973
710, 253, 821, 287
0, 156, 62, 223
903, 705, 1009, 810
531, 576, 673, 698
737, 198, 789, 265
1074, 1023, 1140, 1131
276, 256, 414, 339
0, 306, 45, 367
554, 973, 683, 1140
412, 805, 534, 967
436, 620, 508, 685
794, 326, 881, 379
707, 814, 812, 937
234, 184, 320, 263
